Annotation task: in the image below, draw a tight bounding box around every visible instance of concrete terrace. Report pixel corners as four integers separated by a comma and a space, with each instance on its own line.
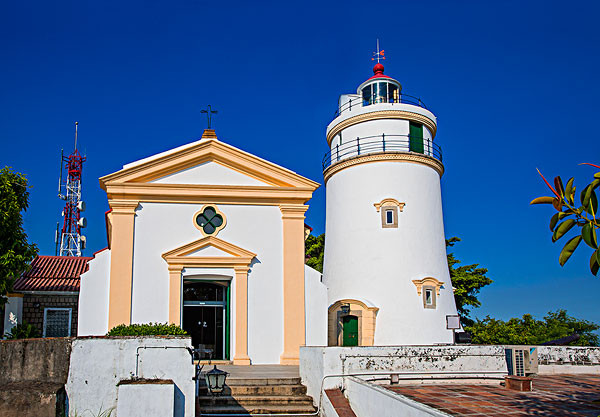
385, 374, 600, 416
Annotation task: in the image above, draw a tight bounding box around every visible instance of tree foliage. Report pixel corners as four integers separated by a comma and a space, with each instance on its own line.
0, 167, 38, 306
305, 233, 325, 273
107, 322, 188, 336
4, 321, 39, 339
446, 237, 492, 326
531, 163, 600, 275
467, 310, 599, 346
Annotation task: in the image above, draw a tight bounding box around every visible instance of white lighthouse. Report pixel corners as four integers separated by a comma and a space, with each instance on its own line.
322, 59, 459, 347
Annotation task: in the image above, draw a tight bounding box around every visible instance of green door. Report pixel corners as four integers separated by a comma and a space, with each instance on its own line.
409, 122, 424, 154
342, 315, 359, 346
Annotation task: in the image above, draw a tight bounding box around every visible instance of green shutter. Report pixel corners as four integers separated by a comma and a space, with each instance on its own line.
409, 122, 424, 154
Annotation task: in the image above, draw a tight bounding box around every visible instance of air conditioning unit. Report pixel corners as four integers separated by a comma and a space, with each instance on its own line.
505, 346, 538, 376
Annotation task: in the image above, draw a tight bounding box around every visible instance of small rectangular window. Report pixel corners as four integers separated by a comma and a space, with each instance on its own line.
386, 210, 394, 224
425, 289, 433, 305
43, 308, 72, 337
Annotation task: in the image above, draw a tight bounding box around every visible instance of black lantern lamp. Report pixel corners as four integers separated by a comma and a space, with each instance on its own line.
205, 365, 228, 395
341, 304, 351, 315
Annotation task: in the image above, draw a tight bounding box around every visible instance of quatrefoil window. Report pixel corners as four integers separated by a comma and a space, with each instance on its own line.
193, 205, 226, 236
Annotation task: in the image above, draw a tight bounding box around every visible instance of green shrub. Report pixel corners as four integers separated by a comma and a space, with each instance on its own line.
4, 322, 39, 339
106, 322, 188, 336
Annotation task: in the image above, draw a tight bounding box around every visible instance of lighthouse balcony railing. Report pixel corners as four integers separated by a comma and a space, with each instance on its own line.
334, 94, 428, 119
322, 134, 442, 171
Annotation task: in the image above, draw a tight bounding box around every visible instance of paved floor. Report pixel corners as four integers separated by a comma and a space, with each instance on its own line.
201, 365, 300, 379
386, 374, 600, 416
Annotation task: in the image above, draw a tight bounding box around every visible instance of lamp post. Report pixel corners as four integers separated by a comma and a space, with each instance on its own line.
205, 365, 228, 395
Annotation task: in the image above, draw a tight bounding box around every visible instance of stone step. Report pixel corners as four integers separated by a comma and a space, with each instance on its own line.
199, 384, 307, 396
224, 377, 302, 386
197, 404, 317, 415
198, 395, 314, 406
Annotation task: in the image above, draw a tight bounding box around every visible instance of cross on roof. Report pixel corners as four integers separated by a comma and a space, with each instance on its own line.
200, 105, 218, 129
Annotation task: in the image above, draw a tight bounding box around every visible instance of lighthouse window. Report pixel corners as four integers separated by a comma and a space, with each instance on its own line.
362, 85, 372, 106
423, 286, 436, 309
389, 84, 399, 103
385, 210, 394, 224
381, 206, 398, 228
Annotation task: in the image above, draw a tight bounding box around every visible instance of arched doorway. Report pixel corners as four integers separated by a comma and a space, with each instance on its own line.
182, 280, 230, 360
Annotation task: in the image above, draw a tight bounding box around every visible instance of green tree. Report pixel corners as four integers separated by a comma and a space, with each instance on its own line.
467, 310, 599, 346
446, 237, 492, 326
305, 233, 325, 273
0, 167, 38, 306
531, 163, 600, 275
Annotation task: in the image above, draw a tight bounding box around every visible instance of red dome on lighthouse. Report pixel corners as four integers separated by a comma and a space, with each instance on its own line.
368, 62, 392, 80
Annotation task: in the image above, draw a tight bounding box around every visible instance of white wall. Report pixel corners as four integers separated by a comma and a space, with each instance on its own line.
327, 102, 437, 136
131, 202, 284, 364
537, 346, 600, 375
65, 337, 195, 417
3, 296, 23, 337
78, 249, 110, 336
345, 377, 449, 417
304, 265, 327, 347
299, 345, 507, 405
117, 383, 180, 417
323, 161, 457, 345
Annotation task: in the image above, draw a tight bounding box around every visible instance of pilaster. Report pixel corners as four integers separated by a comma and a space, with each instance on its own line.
107, 200, 139, 330
233, 266, 251, 365
279, 204, 308, 365
168, 265, 184, 325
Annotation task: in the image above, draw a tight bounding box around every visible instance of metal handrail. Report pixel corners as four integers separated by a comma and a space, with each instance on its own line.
334, 94, 428, 118
322, 134, 442, 171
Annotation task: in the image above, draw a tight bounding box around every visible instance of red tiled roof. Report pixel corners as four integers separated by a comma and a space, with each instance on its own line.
13, 255, 93, 292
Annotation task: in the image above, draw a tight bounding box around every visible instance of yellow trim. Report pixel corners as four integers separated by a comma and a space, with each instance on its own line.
374, 198, 406, 212
107, 200, 139, 330
324, 152, 444, 183
279, 204, 308, 365
161, 236, 256, 363
100, 139, 320, 189
193, 204, 227, 237
6, 293, 24, 298
328, 299, 379, 347
327, 110, 437, 146
412, 277, 444, 296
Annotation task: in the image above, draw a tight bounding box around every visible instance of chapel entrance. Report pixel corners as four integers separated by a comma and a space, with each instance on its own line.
182, 280, 230, 360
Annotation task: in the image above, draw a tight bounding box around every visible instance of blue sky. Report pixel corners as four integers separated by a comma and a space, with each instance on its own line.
2, 0, 600, 327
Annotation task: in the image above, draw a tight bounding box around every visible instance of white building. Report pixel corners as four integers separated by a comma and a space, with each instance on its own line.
322, 62, 459, 346
78, 129, 327, 365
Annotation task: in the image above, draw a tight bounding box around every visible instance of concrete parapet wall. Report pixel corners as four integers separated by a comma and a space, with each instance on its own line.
65, 336, 195, 417
0, 337, 73, 385
299, 345, 506, 407
0, 338, 72, 417
537, 346, 600, 374
345, 377, 448, 417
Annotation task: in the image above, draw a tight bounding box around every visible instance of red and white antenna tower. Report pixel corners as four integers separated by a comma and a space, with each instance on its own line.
55, 122, 87, 257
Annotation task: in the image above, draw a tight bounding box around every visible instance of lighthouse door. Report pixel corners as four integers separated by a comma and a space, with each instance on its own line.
342, 315, 359, 346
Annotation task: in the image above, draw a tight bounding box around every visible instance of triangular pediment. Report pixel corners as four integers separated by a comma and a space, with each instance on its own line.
151, 161, 270, 186
100, 137, 319, 189
162, 236, 256, 266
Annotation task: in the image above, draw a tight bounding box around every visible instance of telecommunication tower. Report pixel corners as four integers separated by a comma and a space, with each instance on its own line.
55, 122, 87, 257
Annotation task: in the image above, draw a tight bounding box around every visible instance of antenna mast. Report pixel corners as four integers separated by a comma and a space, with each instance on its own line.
56, 122, 87, 256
